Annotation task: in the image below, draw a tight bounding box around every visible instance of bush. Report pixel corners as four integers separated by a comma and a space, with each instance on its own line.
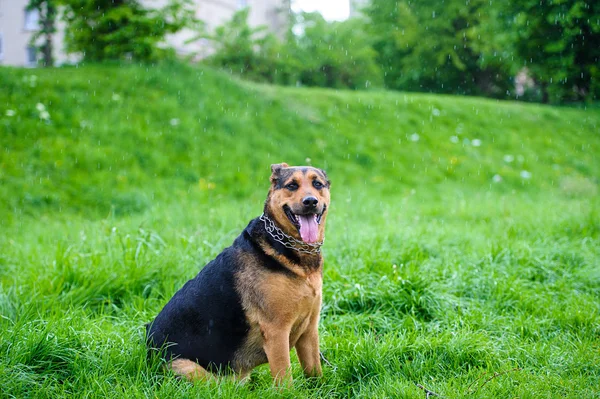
60, 0, 199, 62
292, 12, 382, 89
365, 0, 514, 98
201, 10, 382, 90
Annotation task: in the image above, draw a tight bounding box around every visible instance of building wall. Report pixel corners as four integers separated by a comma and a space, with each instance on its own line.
0, 0, 73, 66
0, 0, 290, 66
0, 0, 37, 66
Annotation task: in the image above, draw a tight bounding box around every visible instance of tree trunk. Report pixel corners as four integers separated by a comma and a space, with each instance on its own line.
42, 34, 53, 67
541, 81, 549, 104
41, 3, 55, 67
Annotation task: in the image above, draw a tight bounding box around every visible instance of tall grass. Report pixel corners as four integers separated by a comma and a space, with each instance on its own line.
1, 63, 599, 397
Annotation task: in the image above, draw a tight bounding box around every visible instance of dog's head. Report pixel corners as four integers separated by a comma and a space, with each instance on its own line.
264, 163, 331, 244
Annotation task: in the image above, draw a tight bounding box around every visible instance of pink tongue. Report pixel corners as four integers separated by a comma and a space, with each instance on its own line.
298, 215, 319, 243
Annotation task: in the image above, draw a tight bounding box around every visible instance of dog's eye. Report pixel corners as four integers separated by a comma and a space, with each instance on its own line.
313, 180, 323, 189
285, 182, 298, 191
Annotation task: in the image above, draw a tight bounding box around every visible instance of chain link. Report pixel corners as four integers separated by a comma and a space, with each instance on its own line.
259, 214, 323, 255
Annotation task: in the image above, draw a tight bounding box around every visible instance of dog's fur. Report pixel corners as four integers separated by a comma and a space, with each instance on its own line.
146, 163, 331, 384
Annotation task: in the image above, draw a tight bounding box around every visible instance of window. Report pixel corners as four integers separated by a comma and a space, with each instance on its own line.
24, 9, 40, 31
26, 46, 37, 67
238, 0, 248, 9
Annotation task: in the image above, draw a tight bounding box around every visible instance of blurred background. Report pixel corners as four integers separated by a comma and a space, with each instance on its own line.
1, 0, 599, 219
1, 0, 598, 104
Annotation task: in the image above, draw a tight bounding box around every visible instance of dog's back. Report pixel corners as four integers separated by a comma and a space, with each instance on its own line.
146, 238, 250, 372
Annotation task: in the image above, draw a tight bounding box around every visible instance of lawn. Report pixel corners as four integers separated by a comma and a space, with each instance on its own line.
1, 63, 599, 398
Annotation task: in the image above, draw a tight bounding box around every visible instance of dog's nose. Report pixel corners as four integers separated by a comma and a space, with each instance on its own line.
303, 196, 318, 207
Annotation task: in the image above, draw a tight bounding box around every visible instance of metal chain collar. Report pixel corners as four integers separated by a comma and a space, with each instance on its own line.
259, 214, 323, 255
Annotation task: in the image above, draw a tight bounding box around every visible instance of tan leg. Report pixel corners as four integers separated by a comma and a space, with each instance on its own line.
171, 359, 252, 384
261, 323, 293, 385
170, 358, 213, 382
295, 327, 322, 377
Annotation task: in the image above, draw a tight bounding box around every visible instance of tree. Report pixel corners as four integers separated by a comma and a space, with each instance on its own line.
365, 0, 515, 97
510, 0, 600, 103
201, 10, 382, 90
201, 8, 286, 82
292, 12, 382, 89
27, 0, 58, 67
59, 0, 199, 62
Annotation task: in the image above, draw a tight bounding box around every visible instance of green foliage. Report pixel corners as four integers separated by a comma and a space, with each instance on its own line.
27, 0, 58, 67
1, 63, 599, 397
59, 0, 199, 62
509, 0, 600, 103
199, 1, 599, 104
291, 12, 382, 89
202, 10, 382, 90
201, 8, 297, 85
50, 0, 599, 103
366, 0, 514, 97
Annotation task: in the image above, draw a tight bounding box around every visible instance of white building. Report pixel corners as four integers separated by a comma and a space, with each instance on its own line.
0, 0, 290, 67
0, 0, 71, 66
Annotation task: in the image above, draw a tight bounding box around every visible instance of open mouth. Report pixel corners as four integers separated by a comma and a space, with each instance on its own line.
283, 204, 326, 243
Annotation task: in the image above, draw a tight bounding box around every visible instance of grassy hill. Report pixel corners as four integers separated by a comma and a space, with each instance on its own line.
0, 63, 599, 398
1, 63, 598, 218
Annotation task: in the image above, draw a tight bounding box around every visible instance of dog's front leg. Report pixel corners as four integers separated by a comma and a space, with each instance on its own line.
261, 322, 293, 385
295, 315, 322, 377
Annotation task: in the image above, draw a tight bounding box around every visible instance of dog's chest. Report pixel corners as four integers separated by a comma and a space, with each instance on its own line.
233, 273, 322, 371
289, 274, 322, 335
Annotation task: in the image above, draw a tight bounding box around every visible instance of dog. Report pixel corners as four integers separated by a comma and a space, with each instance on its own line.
146, 163, 331, 385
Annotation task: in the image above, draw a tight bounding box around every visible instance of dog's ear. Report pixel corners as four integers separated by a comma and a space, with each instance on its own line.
270, 163, 289, 184
271, 163, 289, 174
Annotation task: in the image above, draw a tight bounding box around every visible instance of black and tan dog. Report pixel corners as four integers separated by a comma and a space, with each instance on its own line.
146, 163, 331, 384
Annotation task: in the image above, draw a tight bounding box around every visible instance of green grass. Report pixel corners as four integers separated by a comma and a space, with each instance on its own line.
1, 62, 599, 398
